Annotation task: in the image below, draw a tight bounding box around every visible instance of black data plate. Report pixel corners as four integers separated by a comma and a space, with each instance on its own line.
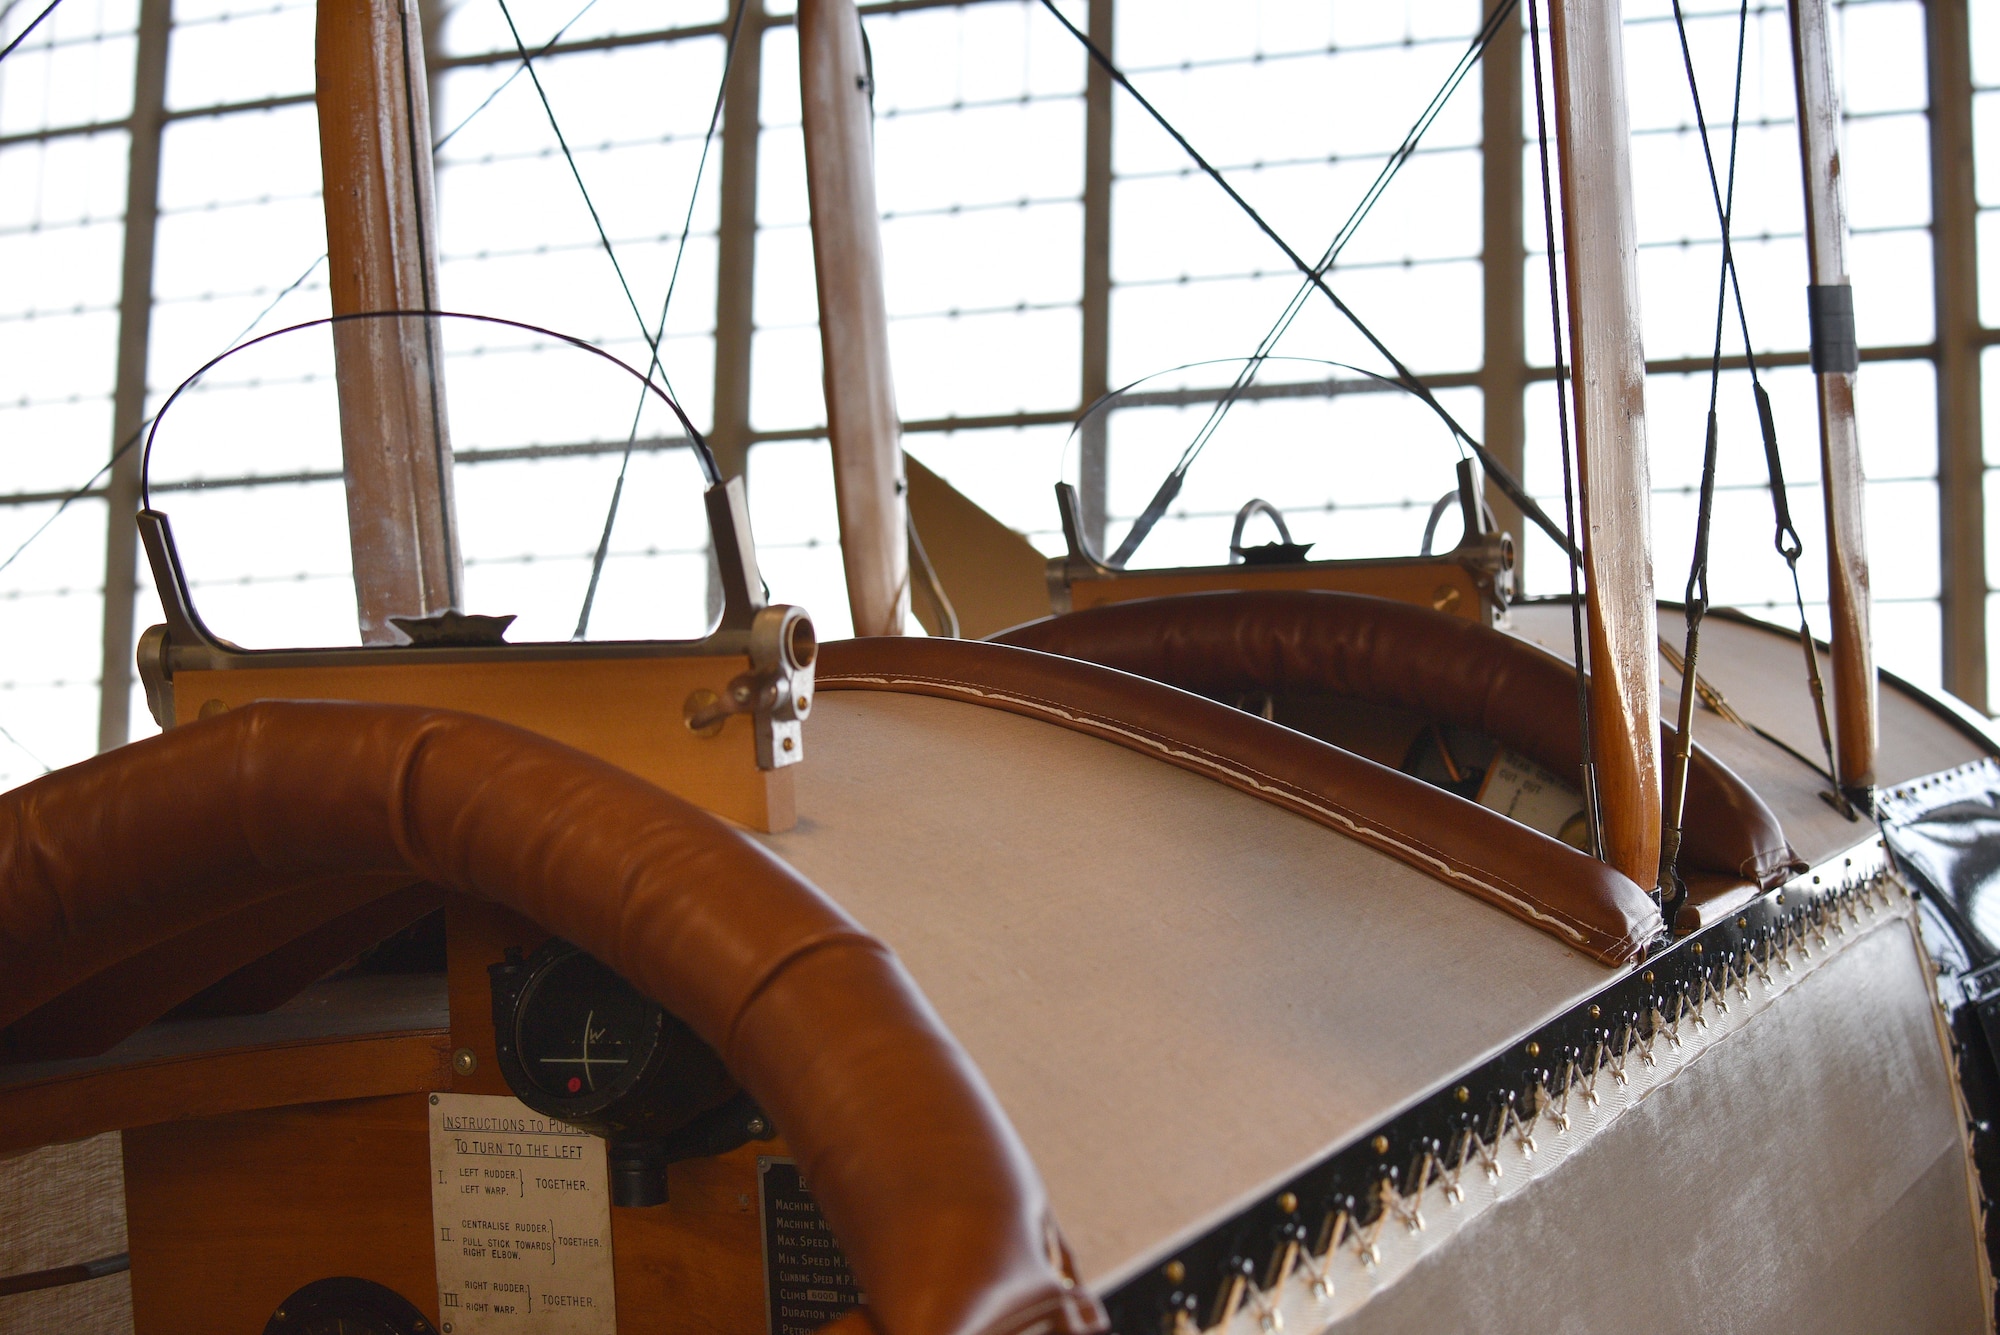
759, 1157, 864, 1335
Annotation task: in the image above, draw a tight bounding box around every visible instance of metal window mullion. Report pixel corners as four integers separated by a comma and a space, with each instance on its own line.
96, 0, 171, 752
1928, 0, 1984, 708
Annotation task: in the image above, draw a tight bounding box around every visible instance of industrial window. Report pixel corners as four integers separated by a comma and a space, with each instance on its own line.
0, 0, 1988, 793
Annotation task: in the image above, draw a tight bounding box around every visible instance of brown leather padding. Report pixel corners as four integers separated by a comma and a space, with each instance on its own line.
992, 591, 1803, 889
816, 636, 1662, 965
0, 702, 1102, 1335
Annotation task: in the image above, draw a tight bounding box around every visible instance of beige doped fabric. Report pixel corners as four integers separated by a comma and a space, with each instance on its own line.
1507, 606, 1989, 867
1331, 915, 1989, 1334
763, 690, 1623, 1288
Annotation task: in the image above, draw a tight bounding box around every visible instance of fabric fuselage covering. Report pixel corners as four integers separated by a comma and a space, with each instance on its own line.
767, 689, 1987, 1331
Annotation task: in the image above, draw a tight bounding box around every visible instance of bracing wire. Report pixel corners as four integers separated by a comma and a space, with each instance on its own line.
0, 0, 622, 585
492, 0, 718, 487
1035, 0, 1574, 567
1666, 0, 1844, 805
574, 0, 748, 640
1119, 0, 1520, 564
1526, 0, 1601, 862
1660, 0, 1753, 903
0, 0, 63, 66
432, 0, 607, 153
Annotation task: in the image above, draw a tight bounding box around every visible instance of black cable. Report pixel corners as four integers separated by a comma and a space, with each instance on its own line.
1033, 0, 1575, 567
492, 0, 718, 486
0, 0, 63, 66
1668, 0, 1844, 809
432, 0, 607, 154
0, 0, 613, 590
1660, 0, 1752, 904
1526, 0, 1600, 861
574, 0, 748, 639
1118, 0, 1520, 566
0, 425, 146, 579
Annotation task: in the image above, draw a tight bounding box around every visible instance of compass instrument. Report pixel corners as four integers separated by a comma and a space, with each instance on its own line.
488, 938, 767, 1205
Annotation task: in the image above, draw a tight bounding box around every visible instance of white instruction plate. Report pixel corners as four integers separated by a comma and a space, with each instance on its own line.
428, 1092, 618, 1334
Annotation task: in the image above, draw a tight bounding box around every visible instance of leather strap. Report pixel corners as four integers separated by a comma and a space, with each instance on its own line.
0, 702, 1103, 1335
817, 636, 1662, 965
991, 592, 1803, 888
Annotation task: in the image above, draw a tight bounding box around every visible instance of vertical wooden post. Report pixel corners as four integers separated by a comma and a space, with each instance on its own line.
98, 0, 171, 751
1928, 0, 1984, 713
1549, 0, 1662, 890
711, 0, 767, 493
799, 0, 908, 637
1789, 0, 1877, 789
1480, 1, 1527, 577
318, 0, 463, 645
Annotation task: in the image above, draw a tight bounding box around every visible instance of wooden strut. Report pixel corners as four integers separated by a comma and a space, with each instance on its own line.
318, 0, 464, 645
800, 0, 910, 637
1787, 0, 1877, 795
1548, 0, 1663, 891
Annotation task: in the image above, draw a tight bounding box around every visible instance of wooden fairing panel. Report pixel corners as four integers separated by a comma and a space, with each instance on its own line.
120, 1100, 778, 1333
168, 654, 793, 834
111, 904, 775, 1334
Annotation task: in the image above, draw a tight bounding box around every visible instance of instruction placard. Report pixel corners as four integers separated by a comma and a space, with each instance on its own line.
428, 1092, 617, 1334
759, 1156, 864, 1335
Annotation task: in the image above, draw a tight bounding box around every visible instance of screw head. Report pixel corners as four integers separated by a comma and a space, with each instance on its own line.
782, 736, 795, 752
1276, 1191, 1298, 1214
1587, 1004, 1601, 1019
452, 1047, 478, 1076
1524, 1041, 1540, 1058
1371, 1134, 1389, 1155
1164, 1260, 1186, 1285
1453, 1085, 1470, 1103
746, 1117, 768, 1136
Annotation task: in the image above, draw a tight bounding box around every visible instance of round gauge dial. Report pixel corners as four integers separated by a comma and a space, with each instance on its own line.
263, 1278, 434, 1335
488, 939, 736, 1140
514, 950, 657, 1101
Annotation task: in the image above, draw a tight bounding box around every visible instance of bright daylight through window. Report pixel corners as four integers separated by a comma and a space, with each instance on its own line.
0, 0, 1990, 790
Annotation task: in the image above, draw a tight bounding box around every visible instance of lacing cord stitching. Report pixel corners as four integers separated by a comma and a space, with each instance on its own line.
1188, 872, 1904, 1333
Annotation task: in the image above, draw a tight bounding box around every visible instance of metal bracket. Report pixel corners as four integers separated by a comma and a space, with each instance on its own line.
131, 477, 816, 771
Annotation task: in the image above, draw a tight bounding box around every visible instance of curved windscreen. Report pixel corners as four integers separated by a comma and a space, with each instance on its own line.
142, 313, 718, 650
1061, 357, 1480, 571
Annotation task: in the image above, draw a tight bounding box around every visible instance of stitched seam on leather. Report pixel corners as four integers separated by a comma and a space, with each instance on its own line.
820, 670, 1613, 950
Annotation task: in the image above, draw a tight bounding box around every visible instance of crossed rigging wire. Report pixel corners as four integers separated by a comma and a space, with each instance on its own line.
0, 0, 690, 586
568, 0, 748, 638
1037, 0, 1576, 569
1662, 0, 1847, 835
